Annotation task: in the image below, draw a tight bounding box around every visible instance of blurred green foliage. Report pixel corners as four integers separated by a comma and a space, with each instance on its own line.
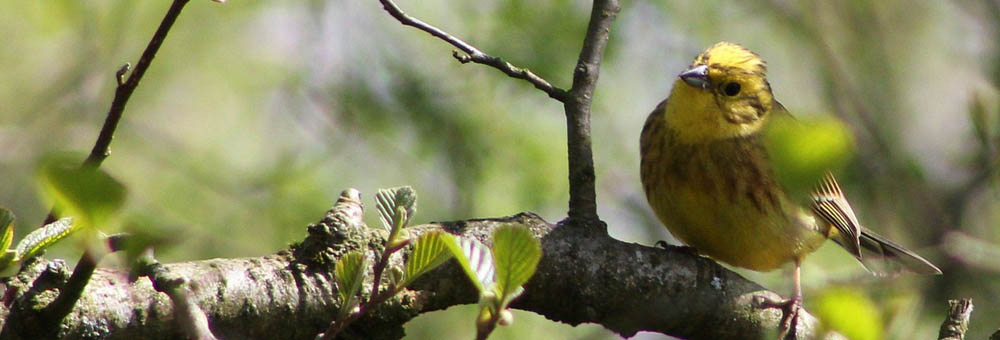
37, 152, 126, 232
765, 115, 854, 201
2, 0, 1000, 339
814, 287, 883, 340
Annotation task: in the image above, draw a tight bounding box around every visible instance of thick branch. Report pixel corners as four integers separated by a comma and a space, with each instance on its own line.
562, 0, 619, 223
0, 209, 841, 340
134, 250, 218, 340
377, 0, 566, 100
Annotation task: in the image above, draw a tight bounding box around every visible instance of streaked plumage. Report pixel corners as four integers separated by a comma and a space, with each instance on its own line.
640, 42, 940, 337
640, 41, 940, 276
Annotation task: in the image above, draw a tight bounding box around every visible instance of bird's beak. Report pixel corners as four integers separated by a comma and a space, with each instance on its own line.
678, 65, 710, 89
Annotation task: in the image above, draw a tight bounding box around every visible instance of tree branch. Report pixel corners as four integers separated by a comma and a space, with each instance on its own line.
377, 0, 566, 100
42, 0, 193, 227
562, 0, 619, 223
133, 247, 218, 340
8, 1, 195, 338
378, 0, 617, 223
0, 201, 844, 340
938, 299, 973, 340
84, 0, 191, 169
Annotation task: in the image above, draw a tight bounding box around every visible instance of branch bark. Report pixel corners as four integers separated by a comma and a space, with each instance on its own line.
563, 0, 619, 223
83, 0, 192, 170
938, 299, 973, 340
0, 202, 841, 340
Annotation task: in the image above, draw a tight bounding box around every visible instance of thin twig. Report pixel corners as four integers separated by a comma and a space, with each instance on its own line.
85, 0, 191, 169
317, 276, 401, 340
377, 0, 566, 101
938, 299, 973, 340
42, 0, 192, 227
32, 0, 193, 334
317, 238, 405, 340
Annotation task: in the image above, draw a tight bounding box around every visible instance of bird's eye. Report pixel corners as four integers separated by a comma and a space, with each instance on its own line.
723, 82, 741, 96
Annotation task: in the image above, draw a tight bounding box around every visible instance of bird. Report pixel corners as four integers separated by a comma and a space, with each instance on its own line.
638, 41, 941, 338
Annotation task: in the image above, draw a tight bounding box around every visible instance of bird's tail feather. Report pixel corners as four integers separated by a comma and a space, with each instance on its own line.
833, 228, 942, 276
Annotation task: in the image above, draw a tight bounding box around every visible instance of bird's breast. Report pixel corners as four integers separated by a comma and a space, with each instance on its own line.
640, 124, 825, 271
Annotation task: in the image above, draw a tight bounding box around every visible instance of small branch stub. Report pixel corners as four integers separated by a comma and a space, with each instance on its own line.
116, 63, 131, 86
938, 298, 973, 340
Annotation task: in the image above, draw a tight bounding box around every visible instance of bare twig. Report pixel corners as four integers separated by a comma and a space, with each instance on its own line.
377, 0, 566, 100
938, 299, 973, 340
378, 0, 617, 224
41, 0, 193, 227
17, 0, 195, 337
85, 0, 191, 169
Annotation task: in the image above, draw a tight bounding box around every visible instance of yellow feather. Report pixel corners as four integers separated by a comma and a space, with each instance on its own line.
640, 42, 939, 275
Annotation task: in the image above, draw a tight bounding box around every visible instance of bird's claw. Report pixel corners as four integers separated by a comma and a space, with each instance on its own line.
755, 294, 801, 340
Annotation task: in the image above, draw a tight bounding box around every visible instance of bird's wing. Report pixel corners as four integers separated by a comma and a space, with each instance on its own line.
810, 172, 862, 258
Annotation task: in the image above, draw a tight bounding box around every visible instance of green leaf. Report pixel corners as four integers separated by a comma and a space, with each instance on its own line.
443, 235, 494, 292
37, 154, 127, 230
814, 287, 883, 340
335, 251, 368, 308
0, 250, 16, 271
403, 231, 454, 286
374, 186, 417, 233
14, 217, 76, 261
491, 225, 541, 302
765, 115, 854, 201
0, 208, 15, 251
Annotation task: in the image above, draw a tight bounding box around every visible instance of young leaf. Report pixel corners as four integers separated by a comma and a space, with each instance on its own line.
403, 231, 454, 286
15, 217, 76, 261
37, 154, 127, 230
0, 208, 14, 251
374, 186, 417, 232
334, 251, 368, 306
491, 225, 541, 301
0, 250, 16, 271
443, 235, 494, 293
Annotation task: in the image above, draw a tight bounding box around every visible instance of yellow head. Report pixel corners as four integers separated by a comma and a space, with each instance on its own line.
663, 42, 782, 143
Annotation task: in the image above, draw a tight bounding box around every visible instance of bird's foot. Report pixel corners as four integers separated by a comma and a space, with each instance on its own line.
654, 241, 699, 255
755, 294, 801, 340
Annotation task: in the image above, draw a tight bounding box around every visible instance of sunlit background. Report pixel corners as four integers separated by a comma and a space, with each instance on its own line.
2, 0, 999, 339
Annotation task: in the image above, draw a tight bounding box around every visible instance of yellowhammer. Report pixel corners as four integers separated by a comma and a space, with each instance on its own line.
639, 42, 941, 336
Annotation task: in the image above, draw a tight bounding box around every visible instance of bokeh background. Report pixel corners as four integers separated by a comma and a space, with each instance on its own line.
2, 0, 999, 339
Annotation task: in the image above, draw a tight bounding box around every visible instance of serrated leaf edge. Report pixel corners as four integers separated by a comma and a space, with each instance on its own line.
14, 217, 76, 261
334, 251, 368, 309
403, 231, 454, 286
491, 226, 541, 300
